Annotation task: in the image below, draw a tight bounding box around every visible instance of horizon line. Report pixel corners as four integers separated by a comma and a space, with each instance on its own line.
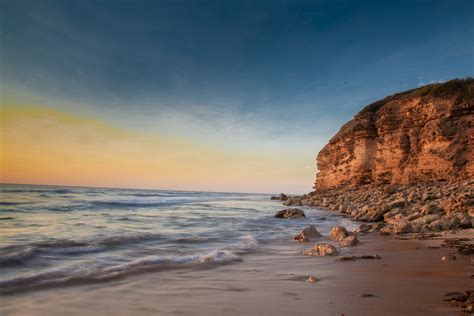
0, 181, 295, 196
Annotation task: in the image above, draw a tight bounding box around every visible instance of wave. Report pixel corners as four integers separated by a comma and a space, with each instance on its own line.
1, 189, 73, 194
89, 199, 195, 208
0, 233, 163, 267
0, 234, 258, 294
122, 193, 171, 197
0, 202, 30, 206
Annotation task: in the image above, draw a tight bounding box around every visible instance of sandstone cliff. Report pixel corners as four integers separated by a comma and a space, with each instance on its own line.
315, 78, 474, 190
285, 79, 473, 234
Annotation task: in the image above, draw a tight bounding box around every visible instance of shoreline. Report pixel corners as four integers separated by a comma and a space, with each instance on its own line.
284, 179, 473, 235
2, 220, 472, 315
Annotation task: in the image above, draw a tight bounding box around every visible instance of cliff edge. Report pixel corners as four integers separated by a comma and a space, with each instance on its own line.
316, 78, 473, 190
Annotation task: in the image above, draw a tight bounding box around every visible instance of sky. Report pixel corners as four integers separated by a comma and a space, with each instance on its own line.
0, 0, 473, 194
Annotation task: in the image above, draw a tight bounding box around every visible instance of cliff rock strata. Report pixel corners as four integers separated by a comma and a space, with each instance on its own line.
316, 78, 474, 190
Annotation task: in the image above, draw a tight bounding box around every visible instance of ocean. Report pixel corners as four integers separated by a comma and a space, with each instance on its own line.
0, 183, 357, 295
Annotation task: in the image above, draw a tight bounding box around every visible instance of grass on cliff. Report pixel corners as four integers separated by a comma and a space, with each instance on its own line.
359, 77, 473, 115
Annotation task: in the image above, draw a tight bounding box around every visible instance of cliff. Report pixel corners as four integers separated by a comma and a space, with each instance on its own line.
285, 79, 473, 234
315, 78, 474, 190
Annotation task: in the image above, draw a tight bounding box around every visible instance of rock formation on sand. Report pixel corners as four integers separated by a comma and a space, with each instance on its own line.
302, 243, 338, 256
287, 79, 474, 234
294, 225, 322, 242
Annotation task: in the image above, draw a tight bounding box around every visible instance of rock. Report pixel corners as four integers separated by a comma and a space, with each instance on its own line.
275, 208, 306, 219
422, 192, 435, 202
302, 243, 338, 256
340, 235, 359, 247
411, 214, 440, 226
330, 226, 350, 242
420, 203, 442, 215
356, 224, 372, 233
307, 276, 317, 283
441, 254, 457, 261
443, 290, 474, 313
429, 216, 460, 231
271, 193, 288, 201
294, 225, 322, 242
335, 255, 381, 261
360, 293, 376, 298
457, 244, 474, 255
388, 199, 406, 209
371, 223, 385, 231
456, 213, 473, 229
380, 219, 413, 235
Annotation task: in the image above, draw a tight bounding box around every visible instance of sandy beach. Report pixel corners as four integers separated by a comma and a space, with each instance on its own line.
2, 228, 472, 316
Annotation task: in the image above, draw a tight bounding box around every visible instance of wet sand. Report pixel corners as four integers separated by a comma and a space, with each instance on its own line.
2, 230, 472, 316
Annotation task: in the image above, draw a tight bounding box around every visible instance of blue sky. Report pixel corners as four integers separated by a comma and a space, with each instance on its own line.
1, 0, 473, 193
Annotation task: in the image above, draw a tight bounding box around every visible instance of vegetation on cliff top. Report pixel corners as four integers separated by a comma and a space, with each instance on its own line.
358, 77, 473, 116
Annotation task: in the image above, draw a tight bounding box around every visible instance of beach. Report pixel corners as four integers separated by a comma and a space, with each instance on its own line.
1, 184, 472, 315
2, 225, 472, 315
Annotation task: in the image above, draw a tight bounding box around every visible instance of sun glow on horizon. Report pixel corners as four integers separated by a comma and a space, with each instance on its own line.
0, 102, 314, 194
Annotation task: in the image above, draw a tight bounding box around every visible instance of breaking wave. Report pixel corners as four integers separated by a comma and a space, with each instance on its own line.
0, 235, 258, 295
89, 200, 195, 208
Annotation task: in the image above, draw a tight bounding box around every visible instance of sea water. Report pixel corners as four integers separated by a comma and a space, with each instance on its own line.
0, 184, 357, 294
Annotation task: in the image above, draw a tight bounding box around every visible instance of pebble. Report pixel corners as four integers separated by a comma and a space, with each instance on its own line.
441, 254, 457, 261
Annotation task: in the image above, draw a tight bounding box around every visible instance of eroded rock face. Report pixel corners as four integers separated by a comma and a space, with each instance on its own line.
315, 79, 474, 190
274, 208, 306, 219
302, 243, 338, 256
294, 225, 322, 242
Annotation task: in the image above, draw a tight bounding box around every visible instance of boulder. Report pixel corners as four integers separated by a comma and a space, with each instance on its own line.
271, 193, 288, 201
274, 208, 306, 219
358, 205, 391, 222
388, 199, 406, 209
330, 226, 349, 242
340, 235, 359, 247
294, 225, 322, 242
420, 203, 443, 215
380, 219, 413, 235
302, 243, 338, 256
411, 214, 441, 226
356, 224, 372, 233
429, 216, 460, 231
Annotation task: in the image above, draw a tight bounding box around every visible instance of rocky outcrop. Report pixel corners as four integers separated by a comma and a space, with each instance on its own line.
288, 179, 473, 234
330, 226, 359, 247
274, 208, 306, 219
286, 79, 473, 234
315, 78, 473, 190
